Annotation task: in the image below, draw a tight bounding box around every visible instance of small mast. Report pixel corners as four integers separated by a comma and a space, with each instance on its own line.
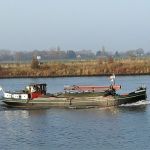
109, 73, 116, 85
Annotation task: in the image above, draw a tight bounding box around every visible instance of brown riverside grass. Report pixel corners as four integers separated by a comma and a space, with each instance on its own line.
0, 58, 150, 77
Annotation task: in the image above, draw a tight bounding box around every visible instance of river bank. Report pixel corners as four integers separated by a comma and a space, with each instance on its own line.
0, 73, 150, 79
0, 58, 150, 78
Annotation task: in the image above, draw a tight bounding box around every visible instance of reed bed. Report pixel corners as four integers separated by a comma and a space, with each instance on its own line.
0, 58, 150, 77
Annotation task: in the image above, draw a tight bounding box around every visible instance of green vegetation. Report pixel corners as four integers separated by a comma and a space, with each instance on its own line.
0, 58, 150, 78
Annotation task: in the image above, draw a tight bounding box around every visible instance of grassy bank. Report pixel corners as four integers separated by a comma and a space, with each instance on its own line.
0, 58, 150, 78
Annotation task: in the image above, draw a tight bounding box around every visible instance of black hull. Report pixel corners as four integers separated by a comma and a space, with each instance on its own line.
116, 89, 147, 105
2, 101, 57, 109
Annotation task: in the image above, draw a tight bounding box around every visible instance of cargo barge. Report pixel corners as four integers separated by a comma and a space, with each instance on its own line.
0, 82, 147, 109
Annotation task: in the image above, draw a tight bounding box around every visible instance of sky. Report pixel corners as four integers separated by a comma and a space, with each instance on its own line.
0, 0, 150, 52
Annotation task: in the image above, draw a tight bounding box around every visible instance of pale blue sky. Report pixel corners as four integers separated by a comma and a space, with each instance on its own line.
0, 0, 150, 52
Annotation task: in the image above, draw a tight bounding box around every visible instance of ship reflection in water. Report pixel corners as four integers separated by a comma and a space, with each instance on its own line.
2, 100, 149, 119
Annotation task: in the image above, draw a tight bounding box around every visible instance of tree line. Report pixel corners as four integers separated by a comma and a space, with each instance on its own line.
0, 48, 149, 62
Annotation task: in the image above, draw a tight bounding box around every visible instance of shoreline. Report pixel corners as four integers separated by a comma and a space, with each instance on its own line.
0, 73, 149, 79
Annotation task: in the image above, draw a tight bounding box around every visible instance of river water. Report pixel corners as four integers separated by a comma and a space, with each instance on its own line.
0, 76, 150, 150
